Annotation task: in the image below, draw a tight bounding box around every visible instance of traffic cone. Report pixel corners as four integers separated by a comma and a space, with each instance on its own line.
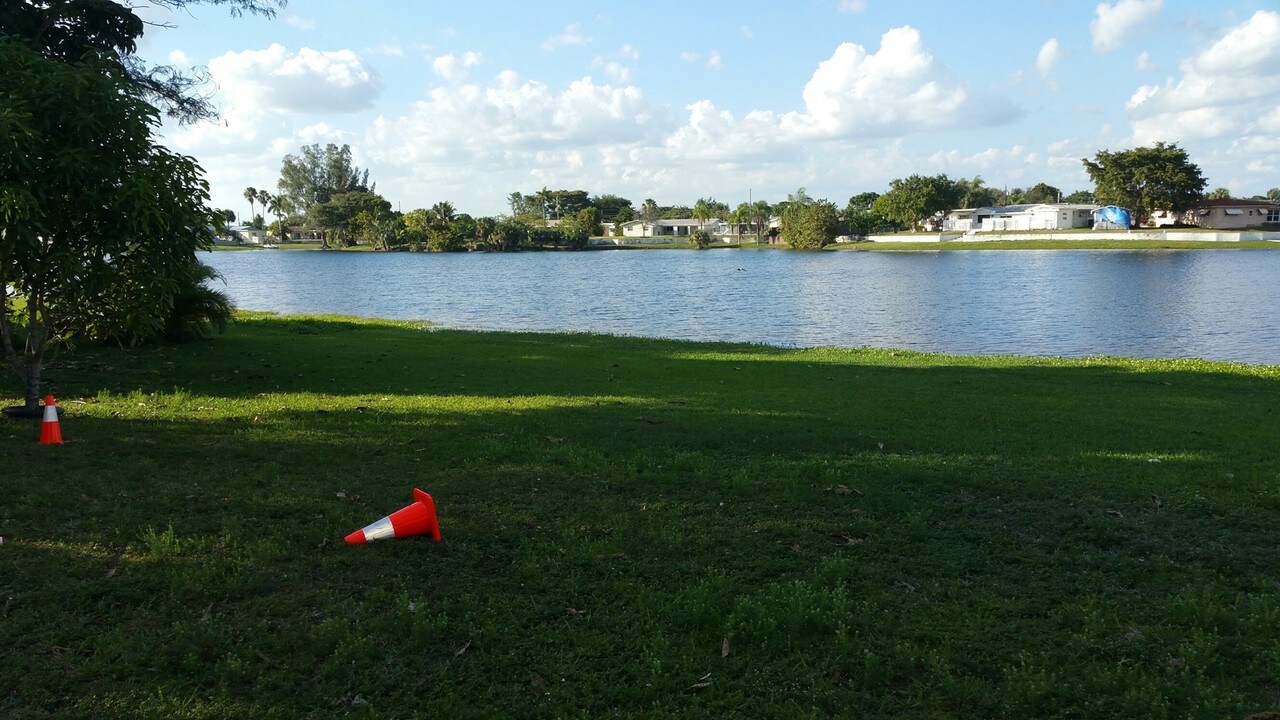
40, 395, 63, 445
345, 488, 442, 544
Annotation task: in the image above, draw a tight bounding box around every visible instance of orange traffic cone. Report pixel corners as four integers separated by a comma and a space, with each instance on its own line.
40, 395, 63, 445
345, 488, 442, 544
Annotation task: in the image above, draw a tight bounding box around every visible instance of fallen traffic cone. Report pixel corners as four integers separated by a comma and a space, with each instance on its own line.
40, 395, 63, 445
345, 488, 442, 544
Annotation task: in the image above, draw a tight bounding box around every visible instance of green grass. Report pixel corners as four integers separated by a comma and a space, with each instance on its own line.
3, 313, 1279, 718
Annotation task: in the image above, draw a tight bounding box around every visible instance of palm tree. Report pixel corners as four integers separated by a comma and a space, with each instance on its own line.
750, 200, 771, 244
267, 194, 290, 244
429, 201, 456, 229
693, 197, 712, 232
243, 187, 257, 229
639, 198, 659, 222
256, 189, 271, 228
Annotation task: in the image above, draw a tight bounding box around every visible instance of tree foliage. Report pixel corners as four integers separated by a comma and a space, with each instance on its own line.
310, 191, 390, 248
1082, 142, 1207, 225
842, 195, 889, 238
1024, 182, 1061, 204
278, 143, 372, 221
1, 0, 282, 124
952, 178, 996, 208
782, 200, 841, 249
0, 37, 218, 407
872, 174, 959, 230
590, 194, 632, 221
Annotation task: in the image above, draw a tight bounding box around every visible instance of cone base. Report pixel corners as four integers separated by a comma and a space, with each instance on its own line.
3, 405, 59, 420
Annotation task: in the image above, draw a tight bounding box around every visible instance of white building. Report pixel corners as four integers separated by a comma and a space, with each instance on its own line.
944, 204, 1098, 232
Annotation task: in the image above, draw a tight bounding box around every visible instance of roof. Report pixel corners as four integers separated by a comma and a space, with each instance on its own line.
1190, 198, 1279, 209
655, 218, 712, 227
949, 203, 1098, 216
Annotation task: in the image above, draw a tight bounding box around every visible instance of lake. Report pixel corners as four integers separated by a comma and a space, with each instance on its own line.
203, 248, 1280, 365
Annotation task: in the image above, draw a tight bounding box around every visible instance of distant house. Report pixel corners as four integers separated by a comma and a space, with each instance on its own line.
1151, 198, 1280, 229
619, 218, 723, 238
229, 226, 270, 244
943, 204, 1097, 232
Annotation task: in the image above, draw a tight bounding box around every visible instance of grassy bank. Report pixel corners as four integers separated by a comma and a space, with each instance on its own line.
3, 314, 1279, 718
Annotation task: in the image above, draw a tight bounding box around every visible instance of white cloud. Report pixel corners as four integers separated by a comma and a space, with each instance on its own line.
163, 44, 380, 203
432, 51, 484, 83
542, 22, 590, 52
680, 51, 700, 64
1036, 38, 1062, 79
592, 46, 638, 84
1126, 11, 1280, 144
168, 49, 191, 66
284, 14, 316, 31
706, 51, 724, 70
1135, 51, 1156, 71
838, 0, 867, 14
741, 25, 755, 40
600, 61, 631, 84
777, 27, 1018, 140
1091, 0, 1162, 53
366, 72, 654, 166
207, 44, 382, 115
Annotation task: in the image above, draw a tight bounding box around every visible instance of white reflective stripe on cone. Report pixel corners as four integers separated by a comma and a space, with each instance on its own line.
43, 405, 58, 422
360, 516, 396, 542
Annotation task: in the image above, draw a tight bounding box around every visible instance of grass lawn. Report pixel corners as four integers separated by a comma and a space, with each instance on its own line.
2, 313, 1278, 718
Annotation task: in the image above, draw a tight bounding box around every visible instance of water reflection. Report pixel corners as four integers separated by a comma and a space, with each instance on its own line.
204, 248, 1280, 364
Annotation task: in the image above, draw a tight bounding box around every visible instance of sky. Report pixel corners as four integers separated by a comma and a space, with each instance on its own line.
142, 0, 1280, 219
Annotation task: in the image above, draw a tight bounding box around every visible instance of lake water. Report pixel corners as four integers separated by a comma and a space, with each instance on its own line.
203, 248, 1280, 365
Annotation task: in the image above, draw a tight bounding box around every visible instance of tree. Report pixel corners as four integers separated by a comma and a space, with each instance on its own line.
1, 37, 217, 410
872, 174, 959, 230
591, 194, 632, 221
311, 191, 390, 248
2, 0, 282, 125
474, 216, 496, 251
244, 186, 258, 227
1082, 142, 1207, 226
782, 199, 841, 249
488, 219, 528, 252
1208, 187, 1232, 200
843, 195, 888, 238
278, 143, 372, 220
1064, 190, 1095, 204
613, 205, 634, 235
353, 209, 400, 251
953, 178, 996, 208
692, 198, 713, 231
507, 191, 528, 216
639, 198, 660, 222
428, 201, 456, 230
690, 229, 713, 250
1024, 182, 1062, 204
256, 188, 272, 222
1267, 188, 1280, 202
266, 194, 291, 244
749, 200, 771, 243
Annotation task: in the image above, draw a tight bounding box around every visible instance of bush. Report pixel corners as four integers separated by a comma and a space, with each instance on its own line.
163, 260, 235, 341
690, 229, 713, 249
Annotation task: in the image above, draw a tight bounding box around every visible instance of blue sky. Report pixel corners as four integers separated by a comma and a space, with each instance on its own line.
145, 0, 1280, 218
